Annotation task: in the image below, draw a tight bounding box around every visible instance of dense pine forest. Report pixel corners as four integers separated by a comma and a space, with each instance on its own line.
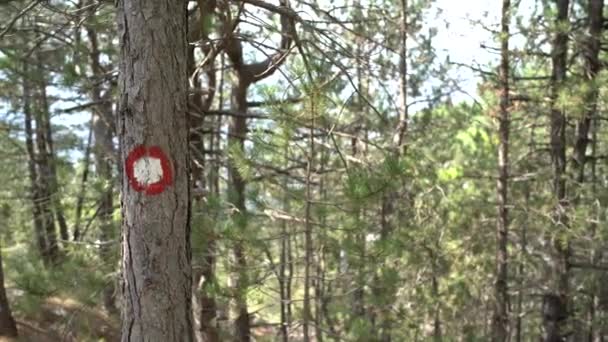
0, 0, 607, 341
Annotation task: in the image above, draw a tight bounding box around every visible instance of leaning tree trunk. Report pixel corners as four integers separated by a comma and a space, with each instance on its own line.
117, 0, 193, 341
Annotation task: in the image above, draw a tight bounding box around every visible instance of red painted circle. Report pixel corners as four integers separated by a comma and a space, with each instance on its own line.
125, 145, 173, 195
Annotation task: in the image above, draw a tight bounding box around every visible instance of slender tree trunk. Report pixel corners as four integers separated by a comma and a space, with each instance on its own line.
187, 8, 220, 340
544, 1, 570, 341
279, 143, 291, 342
375, 0, 409, 337
516, 184, 530, 342
492, 0, 511, 340
22, 62, 47, 259
117, 0, 193, 340
351, 27, 366, 326
302, 93, 315, 342
33, 61, 59, 263
572, 1, 603, 338
73, 118, 93, 241
315, 155, 329, 342
85, 6, 118, 314
573, 0, 603, 186
35, 53, 69, 243
227, 75, 252, 342
394, 0, 408, 151
222, 2, 293, 338
427, 246, 442, 341
0, 245, 17, 338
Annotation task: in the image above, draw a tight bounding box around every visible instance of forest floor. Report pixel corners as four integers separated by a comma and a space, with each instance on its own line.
6, 296, 119, 342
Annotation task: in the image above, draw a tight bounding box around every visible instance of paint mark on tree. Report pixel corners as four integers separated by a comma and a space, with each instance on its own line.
125, 145, 173, 195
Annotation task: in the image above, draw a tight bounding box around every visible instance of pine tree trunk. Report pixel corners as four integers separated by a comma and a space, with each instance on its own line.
577, 1, 603, 339
33, 60, 60, 264
228, 74, 252, 342
221, 2, 293, 338
116, 0, 193, 340
0, 246, 17, 338
35, 53, 70, 243
22, 62, 47, 259
85, 11, 118, 314
545, 0, 570, 340
492, 0, 511, 340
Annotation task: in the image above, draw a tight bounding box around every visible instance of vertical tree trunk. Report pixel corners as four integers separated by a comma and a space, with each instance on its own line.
492, 0, 511, 341
394, 0, 408, 151
33, 60, 60, 263
573, 0, 603, 185
545, 1, 570, 340
116, 0, 193, 340
351, 25, 366, 326
429, 246, 442, 341
302, 93, 315, 342
22, 62, 47, 259
227, 75, 252, 342
35, 53, 70, 243
577, 1, 603, 340
85, 6, 118, 314
375, 0, 409, 337
516, 184, 530, 342
187, 7, 220, 340
279, 143, 291, 342
222, 3, 293, 339
0, 245, 17, 338
73, 119, 93, 241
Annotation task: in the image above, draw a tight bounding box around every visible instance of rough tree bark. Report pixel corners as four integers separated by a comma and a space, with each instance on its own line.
545, 0, 570, 341
116, 0, 193, 340
491, 0, 511, 340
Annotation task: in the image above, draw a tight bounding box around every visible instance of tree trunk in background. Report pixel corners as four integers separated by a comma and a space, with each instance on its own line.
0, 245, 17, 338
227, 71, 252, 342
187, 5, 220, 339
279, 143, 292, 342
545, 0, 570, 341
302, 92, 315, 342
22, 62, 48, 259
222, 2, 293, 338
35, 52, 69, 243
33, 58, 60, 264
394, 0, 408, 151
85, 7, 118, 314
577, 1, 604, 340
573, 0, 603, 186
492, 0, 511, 341
375, 0, 409, 338
117, 0, 193, 340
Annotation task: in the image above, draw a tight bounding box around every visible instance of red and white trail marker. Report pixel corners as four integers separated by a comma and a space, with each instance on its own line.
125, 145, 173, 195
